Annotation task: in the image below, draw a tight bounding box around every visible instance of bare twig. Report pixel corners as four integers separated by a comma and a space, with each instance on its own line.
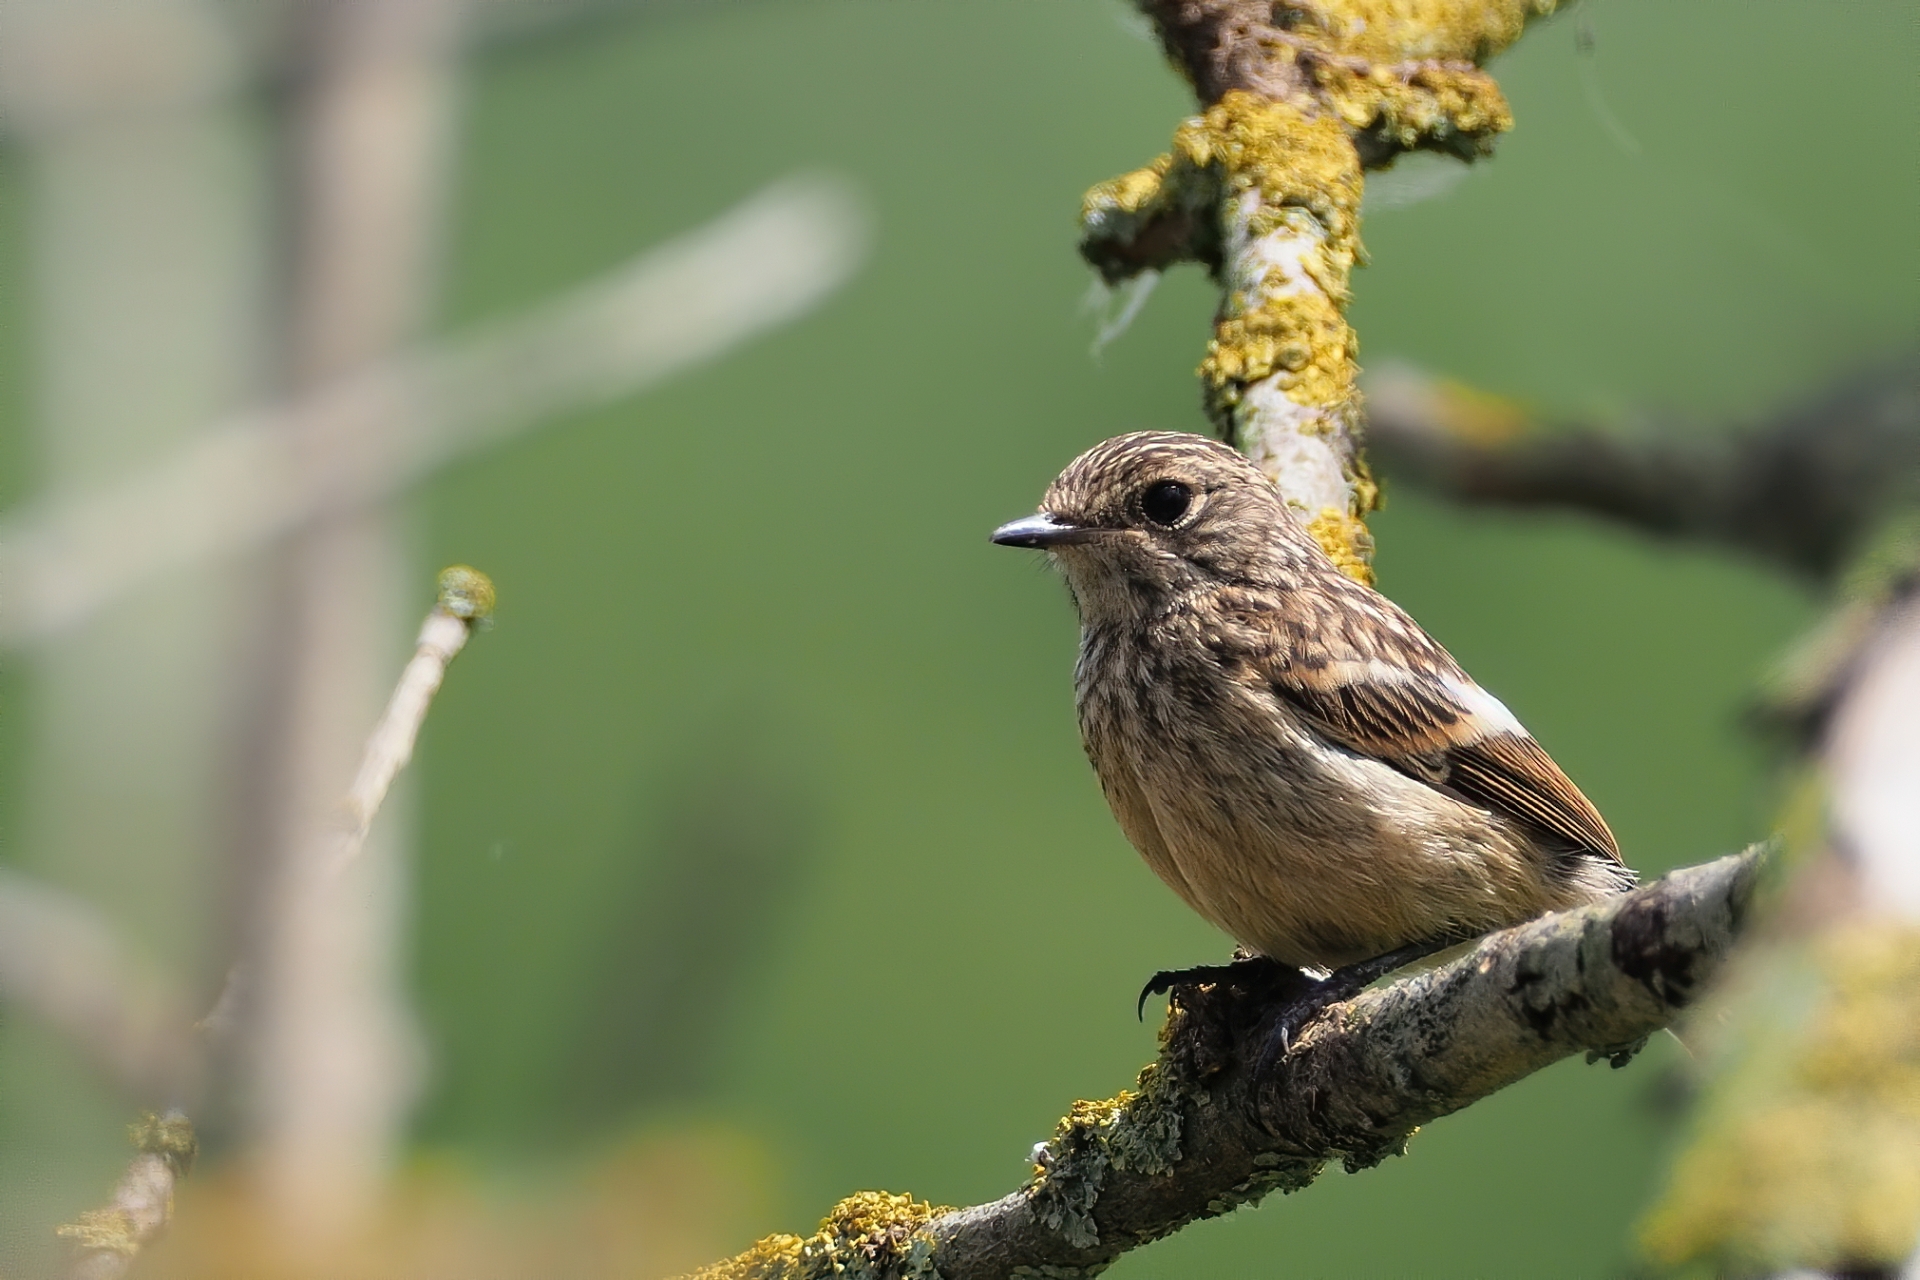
691, 851, 1761, 1280
0, 871, 199, 1105
0, 176, 867, 647
57, 1111, 197, 1280
1364, 357, 1920, 581
325, 566, 496, 877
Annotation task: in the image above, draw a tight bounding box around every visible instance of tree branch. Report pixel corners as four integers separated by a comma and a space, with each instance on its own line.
0, 871, 199, 1106
56, 1111, 197, 1280
691, 850, 1761, 1280
322, 565, 496, 878
1079, 1, 1558, 582
1363, 357, 1920, 581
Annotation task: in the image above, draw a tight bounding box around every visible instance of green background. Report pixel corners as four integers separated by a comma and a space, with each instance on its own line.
9, 0, 1919, 1275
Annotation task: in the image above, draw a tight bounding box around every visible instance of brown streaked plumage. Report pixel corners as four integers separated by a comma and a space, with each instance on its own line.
993, 431, 1634, 974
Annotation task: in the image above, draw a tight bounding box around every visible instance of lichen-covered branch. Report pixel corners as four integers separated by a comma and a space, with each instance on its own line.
689, 850, 1760, 1280
1364, 357, 1920, 582
1080, 0, 1560, 582
57, 1111, 197, 1280
1639, 575, 1920, 1277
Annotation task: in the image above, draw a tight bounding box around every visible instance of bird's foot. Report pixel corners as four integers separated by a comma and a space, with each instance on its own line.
1252, 935, 1466, 1073
1137, 955, 1296, 1020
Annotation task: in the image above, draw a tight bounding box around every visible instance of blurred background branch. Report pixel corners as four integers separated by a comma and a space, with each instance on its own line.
45, 566, 493, 1277
0, 0, 863, 1269
0, 872, 199, 1107
56, 1111, 197, 1280
0, 177, 863, 648
1365, 356, 1920, 582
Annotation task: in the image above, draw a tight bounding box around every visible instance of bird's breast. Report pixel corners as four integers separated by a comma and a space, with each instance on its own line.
1073, 623, 1551, 969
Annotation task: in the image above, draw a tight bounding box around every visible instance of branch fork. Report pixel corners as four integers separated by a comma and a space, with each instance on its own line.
1081, 0, 1563, 582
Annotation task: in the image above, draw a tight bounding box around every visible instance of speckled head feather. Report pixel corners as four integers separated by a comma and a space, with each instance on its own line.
995, 431, 1632, 972
1018, 431, 1325, 625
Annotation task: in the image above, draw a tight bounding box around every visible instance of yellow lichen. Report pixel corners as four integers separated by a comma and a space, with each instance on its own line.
817, 1190, 948, 1243
1173, 93, 1362, 253
1305, 508, 1378, 584
684, 1233, 803, 1280
56, 1208, 142, 1256
1077, 2, 1564, 583
684, 1191, 952, 1280
1081, 155, 1172, 225
1312, 60, 1514, 156
1176, 94, 1363, 438
436, 564, 496, 623
1638, 924, 1920, 1275
131, 1110, 198, 1178
1298, 0, 1561, 66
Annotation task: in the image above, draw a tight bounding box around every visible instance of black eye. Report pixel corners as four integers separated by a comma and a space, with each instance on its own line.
1139, 479, 1193, 527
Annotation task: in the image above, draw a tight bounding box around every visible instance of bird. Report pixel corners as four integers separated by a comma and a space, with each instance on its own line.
991, 431, 1635, 1036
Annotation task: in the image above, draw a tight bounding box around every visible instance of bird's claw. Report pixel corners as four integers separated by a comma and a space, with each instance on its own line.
1135, 957, 1287, 1020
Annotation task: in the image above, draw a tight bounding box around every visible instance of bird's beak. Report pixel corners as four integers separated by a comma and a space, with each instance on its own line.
991, 512, 1097, 549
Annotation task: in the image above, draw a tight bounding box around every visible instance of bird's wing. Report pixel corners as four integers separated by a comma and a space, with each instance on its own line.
1230, 589, 1622, 865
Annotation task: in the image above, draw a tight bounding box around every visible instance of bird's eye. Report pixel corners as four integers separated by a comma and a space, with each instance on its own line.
1139, 479, 1193, 527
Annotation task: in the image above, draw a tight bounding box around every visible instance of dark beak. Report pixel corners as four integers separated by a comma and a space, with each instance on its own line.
990, 512, 1097, 549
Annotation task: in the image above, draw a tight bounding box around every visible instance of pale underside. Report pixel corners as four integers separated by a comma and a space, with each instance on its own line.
1075, 626, 1622, 970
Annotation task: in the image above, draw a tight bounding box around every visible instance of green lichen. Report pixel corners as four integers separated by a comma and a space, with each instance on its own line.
1026, 1062, 1187, 1250
687, 1191, 952, 1280
1639, 924, 1920, 1275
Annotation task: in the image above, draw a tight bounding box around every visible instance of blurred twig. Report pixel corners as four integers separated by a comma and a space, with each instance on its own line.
38, 569, 493, 1275
325, 566, 497, 879
691, 852, 1761, 1280
0, 176, 866, 647
57, 1111, 198, 1280
1363, 356, 1920, 581
0, 872, 199, 1105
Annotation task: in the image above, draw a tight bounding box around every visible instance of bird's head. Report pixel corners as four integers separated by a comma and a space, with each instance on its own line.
992, 431, 1319, 624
